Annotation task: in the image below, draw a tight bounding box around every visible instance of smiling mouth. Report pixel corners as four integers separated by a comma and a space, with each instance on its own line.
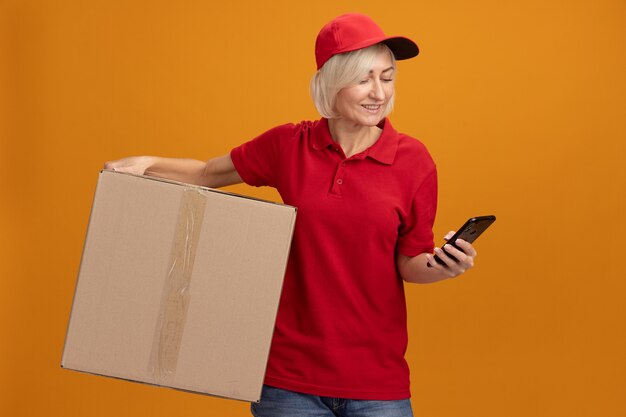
361, 104, 382, 112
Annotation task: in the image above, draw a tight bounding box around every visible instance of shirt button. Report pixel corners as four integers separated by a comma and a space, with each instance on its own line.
341, 162, 346, 167
337, 179, 343, 185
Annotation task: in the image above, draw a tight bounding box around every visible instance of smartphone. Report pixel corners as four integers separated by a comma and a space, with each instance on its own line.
430, 215, 496, 267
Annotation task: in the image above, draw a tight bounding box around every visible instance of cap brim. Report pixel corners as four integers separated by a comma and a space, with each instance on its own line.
318, 35, 420, 69
382, 36, 419, 60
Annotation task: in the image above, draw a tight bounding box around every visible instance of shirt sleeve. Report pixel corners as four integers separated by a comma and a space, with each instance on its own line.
396, 167, 438, 257
230, 124, 292, 188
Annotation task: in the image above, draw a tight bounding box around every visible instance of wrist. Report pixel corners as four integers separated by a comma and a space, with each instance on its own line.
142, 156, 160, 175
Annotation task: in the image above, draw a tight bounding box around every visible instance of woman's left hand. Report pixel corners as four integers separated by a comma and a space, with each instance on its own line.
427, 231, 478, 278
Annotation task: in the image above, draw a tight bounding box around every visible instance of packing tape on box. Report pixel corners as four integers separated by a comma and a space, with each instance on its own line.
149, 188, 207, 384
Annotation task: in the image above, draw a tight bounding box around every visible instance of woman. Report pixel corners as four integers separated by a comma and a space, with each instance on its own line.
106, 13, 477, 417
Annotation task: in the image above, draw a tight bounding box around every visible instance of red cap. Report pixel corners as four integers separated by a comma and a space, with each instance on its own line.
315, 13, 419, 70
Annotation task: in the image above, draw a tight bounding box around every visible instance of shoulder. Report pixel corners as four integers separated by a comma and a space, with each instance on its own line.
394, 131, 436, 173
263, 120, 319, 134
381, 119, 435, 168
253, 120, 320, 142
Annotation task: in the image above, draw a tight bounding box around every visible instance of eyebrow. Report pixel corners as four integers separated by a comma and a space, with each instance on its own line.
370, 66, 395, 74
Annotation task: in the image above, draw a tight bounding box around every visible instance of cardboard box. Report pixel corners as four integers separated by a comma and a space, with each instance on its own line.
62, 170, 296, 402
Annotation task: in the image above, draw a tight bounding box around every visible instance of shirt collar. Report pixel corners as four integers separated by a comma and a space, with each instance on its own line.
311, 118, 399, 165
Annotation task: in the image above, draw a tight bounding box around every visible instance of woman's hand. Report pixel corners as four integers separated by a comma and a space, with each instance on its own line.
104, 156, 157, 176
397, 231, 478, 284
425, 231, 478, 278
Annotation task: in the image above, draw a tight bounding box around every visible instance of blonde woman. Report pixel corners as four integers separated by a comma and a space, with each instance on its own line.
106, 13, 477, 417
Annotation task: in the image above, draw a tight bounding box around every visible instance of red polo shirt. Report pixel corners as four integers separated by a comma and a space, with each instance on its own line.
230, 118, 437, 400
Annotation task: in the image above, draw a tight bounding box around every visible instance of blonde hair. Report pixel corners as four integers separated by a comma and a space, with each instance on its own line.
310, 43, 397, 119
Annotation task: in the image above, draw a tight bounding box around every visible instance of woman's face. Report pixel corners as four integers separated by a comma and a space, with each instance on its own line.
334, 50, 395, 127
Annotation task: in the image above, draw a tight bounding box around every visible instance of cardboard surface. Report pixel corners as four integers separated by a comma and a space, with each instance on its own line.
62, 170, 296, 402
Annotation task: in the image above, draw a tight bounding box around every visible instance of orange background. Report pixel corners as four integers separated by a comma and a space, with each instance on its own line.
1, 0, 625, 416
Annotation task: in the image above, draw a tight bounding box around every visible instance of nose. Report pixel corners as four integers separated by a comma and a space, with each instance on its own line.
369, 79, 385, 101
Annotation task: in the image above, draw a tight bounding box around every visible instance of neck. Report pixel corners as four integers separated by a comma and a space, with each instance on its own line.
328, 118, 383, 158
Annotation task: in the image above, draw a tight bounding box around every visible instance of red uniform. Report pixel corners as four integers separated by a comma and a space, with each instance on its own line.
230, 118, 437, 400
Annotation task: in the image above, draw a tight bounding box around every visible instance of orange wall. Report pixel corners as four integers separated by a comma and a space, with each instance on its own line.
1, 1, 625, 416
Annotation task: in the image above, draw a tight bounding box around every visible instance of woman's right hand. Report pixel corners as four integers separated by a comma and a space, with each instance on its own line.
104, 156, 157, 176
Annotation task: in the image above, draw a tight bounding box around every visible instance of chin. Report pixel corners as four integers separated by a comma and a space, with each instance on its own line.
359, 115, 385, 127
337, 111, 385, 127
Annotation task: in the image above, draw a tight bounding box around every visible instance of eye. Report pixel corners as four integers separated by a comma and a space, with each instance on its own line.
359, 78, 370, 85
382, 78, 394, 83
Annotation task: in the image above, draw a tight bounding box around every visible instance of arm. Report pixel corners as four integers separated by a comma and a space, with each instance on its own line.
397, 237, 477, 284
103, 154, 243, 188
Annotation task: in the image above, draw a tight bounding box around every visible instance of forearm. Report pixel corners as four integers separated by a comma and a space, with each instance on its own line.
397, 253, 452, 284
143, 157, 209, 186
105, 154, 242, 188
